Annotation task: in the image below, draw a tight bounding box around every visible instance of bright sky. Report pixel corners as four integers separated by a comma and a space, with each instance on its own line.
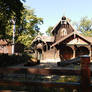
23, 0, 92, 34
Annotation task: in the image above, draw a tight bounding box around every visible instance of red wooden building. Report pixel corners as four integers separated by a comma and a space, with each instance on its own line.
0, 39, 24, 54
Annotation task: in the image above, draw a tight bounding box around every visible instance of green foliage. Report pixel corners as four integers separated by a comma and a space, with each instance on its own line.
17, 8, 43, 47
46, 26, 53, 36
74, 17, 92, 36
0, 0, 24, 38
0, 1, 43, 47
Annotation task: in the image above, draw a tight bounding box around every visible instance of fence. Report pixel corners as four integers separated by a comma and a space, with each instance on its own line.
0, 55, 91, 92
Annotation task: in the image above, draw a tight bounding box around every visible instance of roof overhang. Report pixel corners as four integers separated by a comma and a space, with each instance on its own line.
51, 32, 92, 48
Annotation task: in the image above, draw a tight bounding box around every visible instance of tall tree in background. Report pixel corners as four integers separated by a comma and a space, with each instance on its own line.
74, 17, 92, 36
0, 0, 43, 47
17, 8, 43, 47
46, 26, 53, 36
0, 0, 24, 38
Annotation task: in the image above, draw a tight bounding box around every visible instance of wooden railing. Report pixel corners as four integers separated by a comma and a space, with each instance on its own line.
0, 55, 91, 92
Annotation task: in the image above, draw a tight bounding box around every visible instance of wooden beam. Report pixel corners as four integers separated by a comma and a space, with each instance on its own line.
0, 68, 80, 76
0, 80, 80, 89
27, 68, 80, 76
57, 57, 80, 66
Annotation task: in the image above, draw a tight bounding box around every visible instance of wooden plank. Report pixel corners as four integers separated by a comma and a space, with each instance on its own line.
57, 57, 80, 66
0, 80, 80, 89
1, 67, 92, 76
27, 68, 80, 76
0, 68, 80, 76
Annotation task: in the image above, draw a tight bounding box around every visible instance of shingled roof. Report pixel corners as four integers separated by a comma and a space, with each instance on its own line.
31, 34, 54, 44
50, 16, 92, 47
51, 16, 76, 35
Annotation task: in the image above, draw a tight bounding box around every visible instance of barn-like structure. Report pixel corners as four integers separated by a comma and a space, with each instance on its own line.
32, 16, 92, 62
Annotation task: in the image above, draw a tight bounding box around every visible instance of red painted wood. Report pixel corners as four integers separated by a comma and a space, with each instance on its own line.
80, 55, 91, 92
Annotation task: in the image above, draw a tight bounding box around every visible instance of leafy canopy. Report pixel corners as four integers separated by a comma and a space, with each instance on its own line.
74, 17, 92, 36
0, 0, 24, 38
0, 0, 43, 47
17, 8, 43, 47
46, 26, 53, 36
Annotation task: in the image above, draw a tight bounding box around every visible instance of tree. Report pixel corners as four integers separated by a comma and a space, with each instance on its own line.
16, 8, 43, 47
74, 17, 92, 36
0, 0, 24, 38
46, 26, 53, 36
0, 1, 43, 47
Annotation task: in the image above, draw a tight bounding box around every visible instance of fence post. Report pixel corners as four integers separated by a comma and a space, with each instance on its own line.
80, 55, 91, 92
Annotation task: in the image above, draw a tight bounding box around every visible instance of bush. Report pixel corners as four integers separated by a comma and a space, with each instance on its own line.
0, 54, 29, 67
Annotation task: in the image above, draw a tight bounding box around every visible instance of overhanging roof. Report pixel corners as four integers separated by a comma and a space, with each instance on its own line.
51, 32, 92, 47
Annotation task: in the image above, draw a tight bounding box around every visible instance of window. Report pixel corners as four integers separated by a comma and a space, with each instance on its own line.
60, 28, 67, 37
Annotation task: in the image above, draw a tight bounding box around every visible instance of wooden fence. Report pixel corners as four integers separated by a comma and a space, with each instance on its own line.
0, 55, 91, 92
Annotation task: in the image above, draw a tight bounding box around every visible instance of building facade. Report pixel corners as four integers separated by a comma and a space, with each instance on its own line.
32, 16, 92, 62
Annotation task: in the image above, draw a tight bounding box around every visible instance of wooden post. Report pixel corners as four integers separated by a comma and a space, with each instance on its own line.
90, 45, 92, 61
42, 50, 44, 60
35, 50, 38, 60
73, 50, 75, 58
80, 55, 91, 92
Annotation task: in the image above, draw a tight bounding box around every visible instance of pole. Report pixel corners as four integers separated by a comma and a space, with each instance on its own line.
12, 19, 15, 54
80, 55, 91, 92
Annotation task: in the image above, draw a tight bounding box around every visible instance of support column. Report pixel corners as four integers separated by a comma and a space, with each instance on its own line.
46, 43, 48, 51
72, 45, 76, 58
73, 49, 76, 58
35, 50, 38, 60
87, 45, 91, 61
90, 45, 92, 61
42, 50, 44, 60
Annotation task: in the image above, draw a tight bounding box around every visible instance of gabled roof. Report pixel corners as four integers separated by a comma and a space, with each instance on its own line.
0, 39, 12, 46
51, 16, 77, 34
31, 34, 45, 44
0, 39, 7, 45
51, 32, 74, 47
51, 31, 92, 47
41, 36, 54, 42
83, 36, 92, 43
31, 34, 54, 45
51, 16, 92, 47
51, 21, 61, 34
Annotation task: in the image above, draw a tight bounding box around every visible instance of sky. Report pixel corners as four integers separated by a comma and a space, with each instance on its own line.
22, 0, 92, 34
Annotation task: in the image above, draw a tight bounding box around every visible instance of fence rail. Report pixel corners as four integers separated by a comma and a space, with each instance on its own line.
0, 68, 81, 76
0, 55, 91, 92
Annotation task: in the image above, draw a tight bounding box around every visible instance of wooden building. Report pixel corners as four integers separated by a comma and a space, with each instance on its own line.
32, 16, 92, 62
0, 39, 12, 54
0, 39, 24, 54
31, 35, 59, 61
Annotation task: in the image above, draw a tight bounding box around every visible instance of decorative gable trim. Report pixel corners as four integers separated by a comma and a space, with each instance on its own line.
51, 32, 92, 47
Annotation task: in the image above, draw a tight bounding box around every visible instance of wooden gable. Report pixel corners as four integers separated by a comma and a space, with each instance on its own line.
51, 16, 75, 41
67, 37, 89, 45
51, 32, 92, 48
